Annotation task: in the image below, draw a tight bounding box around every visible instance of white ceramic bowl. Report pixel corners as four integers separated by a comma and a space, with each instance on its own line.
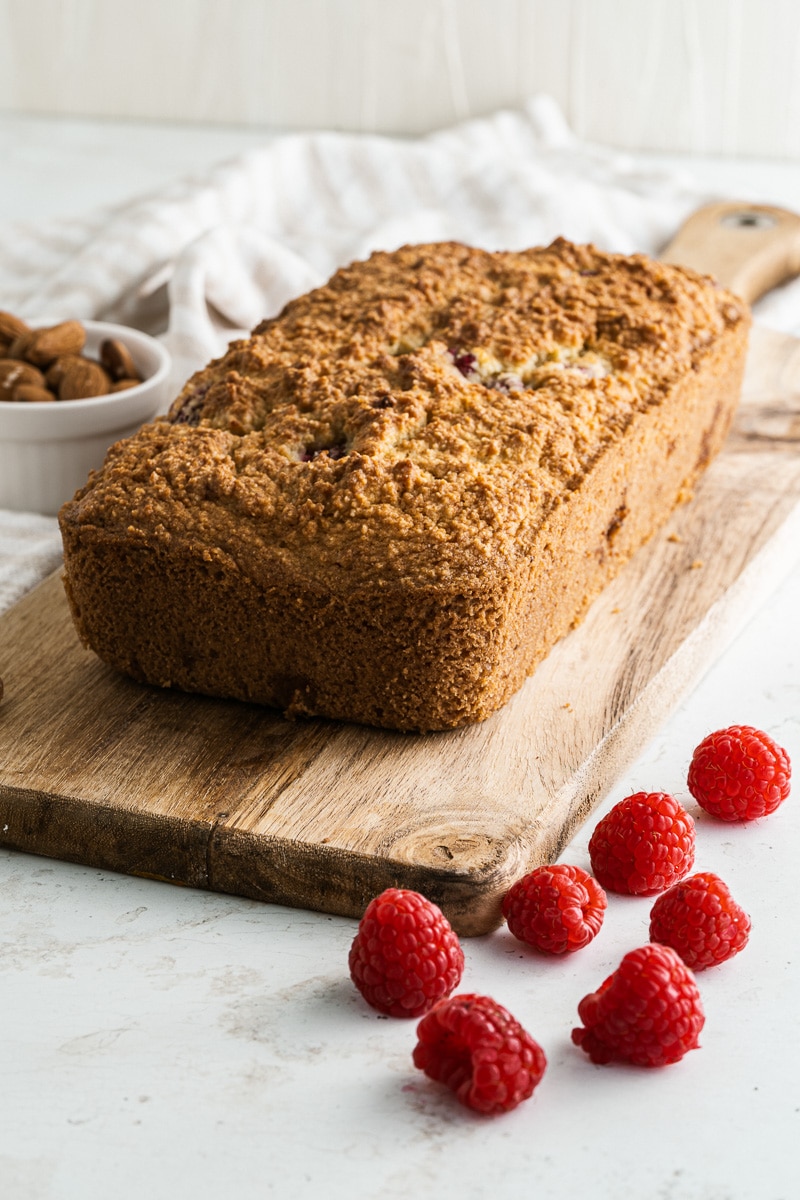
0, 320, 171, 515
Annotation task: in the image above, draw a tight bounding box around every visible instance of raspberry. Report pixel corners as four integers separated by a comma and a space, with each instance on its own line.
501, 864, 607, 954
412, 994, 547, 1114
571, 943, 704, 1067
649, 872, 751, 969
348, 888, 464, 1018
588, 791, 695, 895
450, 348, 477, 377
687, 725, 791, 822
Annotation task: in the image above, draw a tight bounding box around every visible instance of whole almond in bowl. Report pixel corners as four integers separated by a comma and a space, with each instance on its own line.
45, 354, 82, 389
0, 360, 47, 400
58, 358, 111, 400
25, 320, 86, 367
0, 318, 171, 513
7, 330, 35, 360
2, 317, 144, 403
13, 384, 55, 404
101, 337, 141, 383
0, 311, 31, 355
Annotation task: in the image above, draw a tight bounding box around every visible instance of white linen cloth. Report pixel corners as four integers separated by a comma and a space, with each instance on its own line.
1, 95, 797, 614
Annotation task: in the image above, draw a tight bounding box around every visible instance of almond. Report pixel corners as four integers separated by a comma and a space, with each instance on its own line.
46, 353, 84, 388
0, 359, 47, 399
26, 320, 87, 367
8, 331, 34, 360
100, 337, 140, 382
110, 378, 141, 393
0, 311, 30, 342
58, 358, 110, 400
13, 384, 56, 403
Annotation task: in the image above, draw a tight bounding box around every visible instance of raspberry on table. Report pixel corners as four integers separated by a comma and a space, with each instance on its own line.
501, 864, 607, 954
571, 943, 704, 1067
348, 888, 464, 1018
649, 872, 751, 969
687, 725, 791, 822
588, 791, 695, 895
412, 993, 547, 1114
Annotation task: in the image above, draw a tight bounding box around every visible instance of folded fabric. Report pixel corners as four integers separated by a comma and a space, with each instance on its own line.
0, 95, 713, 398
0, 511, 63, 614
0, 94, 795, 612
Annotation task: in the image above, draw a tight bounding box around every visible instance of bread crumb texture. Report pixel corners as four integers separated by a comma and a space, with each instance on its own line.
69, 239, 746, 592
60, 240, 748, 729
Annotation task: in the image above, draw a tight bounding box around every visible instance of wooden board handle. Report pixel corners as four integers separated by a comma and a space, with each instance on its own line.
661, 202, 800, 304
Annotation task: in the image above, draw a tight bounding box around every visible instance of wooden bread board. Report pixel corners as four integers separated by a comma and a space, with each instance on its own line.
1, 206, 800, 935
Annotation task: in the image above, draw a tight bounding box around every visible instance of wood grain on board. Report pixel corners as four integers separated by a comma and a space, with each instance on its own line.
1, 321, 799, 934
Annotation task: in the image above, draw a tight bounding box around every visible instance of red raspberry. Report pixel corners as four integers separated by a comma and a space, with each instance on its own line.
588, 791, 695, 895
649, 872, 751, 969
501, 864, 607, 954
412, 994, 547, 1114
687, 725, 791, 822
348, 888, 464, 1018
571, 943, 704, 1067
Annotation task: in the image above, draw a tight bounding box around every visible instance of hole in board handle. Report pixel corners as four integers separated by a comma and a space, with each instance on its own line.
720, 211, 778, 230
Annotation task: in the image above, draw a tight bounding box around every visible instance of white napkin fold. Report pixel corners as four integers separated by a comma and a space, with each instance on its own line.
0, 94, 794, 612
1, 96, 713, 398
0, 511, 64, 613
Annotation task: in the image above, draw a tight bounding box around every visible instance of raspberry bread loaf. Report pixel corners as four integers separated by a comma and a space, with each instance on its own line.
59, 239, 749, 731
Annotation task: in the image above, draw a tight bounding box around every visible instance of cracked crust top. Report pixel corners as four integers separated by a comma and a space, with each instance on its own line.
62, 239, 748, 593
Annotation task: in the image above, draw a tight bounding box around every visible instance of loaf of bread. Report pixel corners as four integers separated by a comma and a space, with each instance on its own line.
59, 239, 749, 731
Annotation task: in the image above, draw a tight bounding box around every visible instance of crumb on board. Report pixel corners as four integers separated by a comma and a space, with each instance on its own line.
667, 533, 683, 543
690, 559, 704, 570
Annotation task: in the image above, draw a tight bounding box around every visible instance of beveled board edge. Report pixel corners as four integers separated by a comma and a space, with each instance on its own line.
2, 490, 799, 937
0, 777, 529, 935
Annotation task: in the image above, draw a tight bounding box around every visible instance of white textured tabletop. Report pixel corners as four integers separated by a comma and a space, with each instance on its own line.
1, 115, 799, 1200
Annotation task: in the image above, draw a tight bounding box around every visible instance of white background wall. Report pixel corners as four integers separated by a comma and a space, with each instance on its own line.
1, 0, 799, 157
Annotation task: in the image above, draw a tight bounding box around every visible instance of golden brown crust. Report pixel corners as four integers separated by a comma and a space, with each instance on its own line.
59, 239, 749, 730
